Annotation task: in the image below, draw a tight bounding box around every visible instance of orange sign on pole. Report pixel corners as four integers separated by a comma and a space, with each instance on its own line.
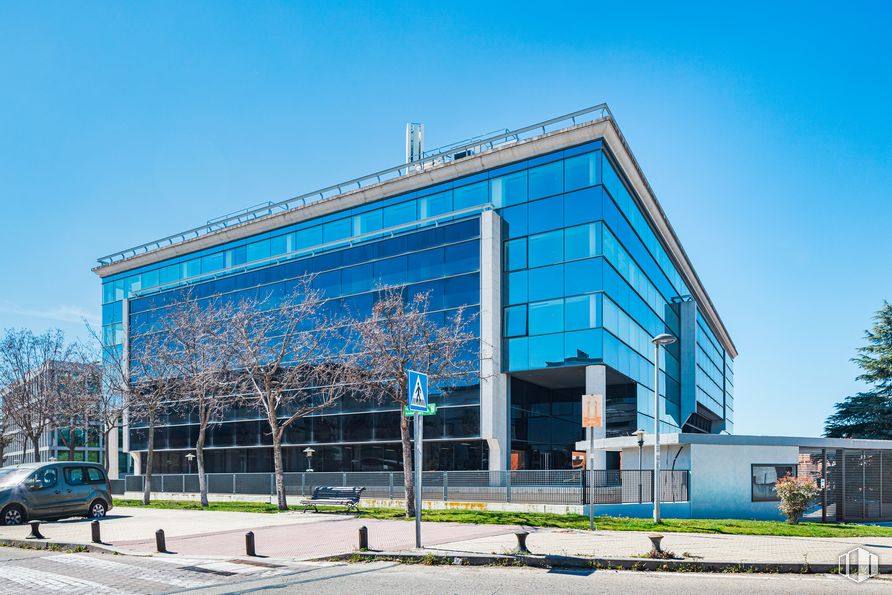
582, 394, 604, 429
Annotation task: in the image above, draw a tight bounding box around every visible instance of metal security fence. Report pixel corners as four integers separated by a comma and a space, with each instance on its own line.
800, 447, 892, 523
123, 469, 689, 506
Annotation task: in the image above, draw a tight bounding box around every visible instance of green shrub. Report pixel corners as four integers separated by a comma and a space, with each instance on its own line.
775, 476, 819, 524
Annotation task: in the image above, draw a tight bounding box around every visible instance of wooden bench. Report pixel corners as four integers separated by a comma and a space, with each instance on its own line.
299, 486, 365, 513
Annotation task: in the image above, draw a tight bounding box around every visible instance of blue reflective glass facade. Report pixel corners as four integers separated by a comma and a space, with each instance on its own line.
98, 118, 735, 473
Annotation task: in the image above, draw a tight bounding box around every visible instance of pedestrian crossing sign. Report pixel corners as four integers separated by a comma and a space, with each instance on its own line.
407, 370, 428, 412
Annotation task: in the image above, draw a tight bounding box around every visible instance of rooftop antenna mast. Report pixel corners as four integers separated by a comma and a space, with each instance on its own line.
406, 122, 424, 166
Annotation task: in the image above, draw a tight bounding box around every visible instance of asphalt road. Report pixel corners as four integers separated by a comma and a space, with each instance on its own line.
192, 562, 892, 594
1, 547, 891, 594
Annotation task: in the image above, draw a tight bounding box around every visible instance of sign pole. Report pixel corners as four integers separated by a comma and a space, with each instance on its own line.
414, 411, 423, 548
588, 428, 594, 531
581, 393, 604, 532
407, 370, 429, 549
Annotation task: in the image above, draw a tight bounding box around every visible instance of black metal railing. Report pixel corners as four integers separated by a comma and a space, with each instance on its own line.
122, 468, 689, 506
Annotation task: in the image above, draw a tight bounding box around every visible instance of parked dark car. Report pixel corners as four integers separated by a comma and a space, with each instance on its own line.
0, 461, 113, 525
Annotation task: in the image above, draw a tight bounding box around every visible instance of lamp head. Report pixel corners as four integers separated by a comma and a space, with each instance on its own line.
651, 333, 677, 346
634, 428, 645, 444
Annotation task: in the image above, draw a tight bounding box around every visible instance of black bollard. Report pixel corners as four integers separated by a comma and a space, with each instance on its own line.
358, 526, 369, 550
26, 521, 45, 540
245, 531, 256, 557
648, 533, 664, 553
91, 520, 101, 544
155, 529, 167, 553
513, 531, 530, 554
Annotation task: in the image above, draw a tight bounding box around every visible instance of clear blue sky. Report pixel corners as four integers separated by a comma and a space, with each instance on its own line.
1, 2, 889, 437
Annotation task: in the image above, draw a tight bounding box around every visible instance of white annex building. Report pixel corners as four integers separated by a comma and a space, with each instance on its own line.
578, 433, 892, 522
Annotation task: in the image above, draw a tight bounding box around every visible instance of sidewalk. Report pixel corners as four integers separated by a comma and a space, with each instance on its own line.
2, 506, 891, 567
412, 527, 892, 565
0, 506, 513, 560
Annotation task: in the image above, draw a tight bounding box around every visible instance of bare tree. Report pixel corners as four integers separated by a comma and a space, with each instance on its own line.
0, 409, 12, 465
227, 277, 351, 511
83, 325, 128, 473
129, 330, 177, 505
349, 287, 477, 517
0, 329, 74, 462
159, 296, 233, 508
53, 354, 99, 463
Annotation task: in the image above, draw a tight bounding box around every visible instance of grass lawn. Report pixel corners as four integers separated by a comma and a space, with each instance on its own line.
113, 498, 892, 538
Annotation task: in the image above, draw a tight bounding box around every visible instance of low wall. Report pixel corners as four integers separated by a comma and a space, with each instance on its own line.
120, 491, 585, 515
588, 501, 692, 519
121, 490, 693, 517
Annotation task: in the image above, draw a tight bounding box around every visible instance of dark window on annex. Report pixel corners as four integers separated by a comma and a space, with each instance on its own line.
752, 464, 796, 502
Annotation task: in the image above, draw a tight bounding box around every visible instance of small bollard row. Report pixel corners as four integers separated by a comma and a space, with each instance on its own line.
25, 521, 45, 540
23, 520, 260, 558
22, 519, 103, 544
513, 531, 530, 554
156, 529, 167, 553
648, 533, 664, 553
155, 528, 261, 556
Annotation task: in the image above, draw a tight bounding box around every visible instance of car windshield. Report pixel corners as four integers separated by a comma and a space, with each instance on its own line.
0, 468, 30, 488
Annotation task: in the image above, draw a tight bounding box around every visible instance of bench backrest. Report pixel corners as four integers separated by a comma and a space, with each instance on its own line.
311, 486, 365, 500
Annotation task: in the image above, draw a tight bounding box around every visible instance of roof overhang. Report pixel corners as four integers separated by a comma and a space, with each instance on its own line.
92, 114, 736, 357
577, 433, 892, 452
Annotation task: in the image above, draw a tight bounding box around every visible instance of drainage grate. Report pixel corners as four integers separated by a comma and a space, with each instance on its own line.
179, 566, 237, 577
227, 559, 285, 569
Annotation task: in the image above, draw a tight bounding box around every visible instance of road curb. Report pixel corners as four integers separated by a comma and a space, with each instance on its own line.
0, 537, 129, 555
326, 550, 892, 575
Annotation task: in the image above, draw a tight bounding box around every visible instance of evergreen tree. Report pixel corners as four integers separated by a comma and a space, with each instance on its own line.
824, 391, 892, 438
824, 302, 892, 438
852, 302, 892, 391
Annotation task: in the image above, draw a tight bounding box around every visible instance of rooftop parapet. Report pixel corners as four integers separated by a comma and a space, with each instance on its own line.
94, 104, 613, 267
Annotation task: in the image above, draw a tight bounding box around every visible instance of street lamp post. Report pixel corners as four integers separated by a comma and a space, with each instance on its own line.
185, 452, 195, 475
651, 333, 676, 524
303, 447, 315, 473
635, 428, 645, 504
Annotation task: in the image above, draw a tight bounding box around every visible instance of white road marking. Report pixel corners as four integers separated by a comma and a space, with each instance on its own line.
194, 561, 279, 574
147, 555, 290, 576
0, 565, 121, 593
45, 554, 219, 588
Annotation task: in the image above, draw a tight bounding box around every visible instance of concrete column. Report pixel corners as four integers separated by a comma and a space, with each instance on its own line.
679, 300, 697, 431
585, 364, 607, 469
130, 451, 141, 476
479, 210, 509, 472
121, 297, 134, 476
107, 417, 120, 479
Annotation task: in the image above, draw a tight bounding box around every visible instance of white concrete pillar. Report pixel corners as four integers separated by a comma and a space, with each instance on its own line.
121, 297, 133, 476
130, 451, 142, 476
107, 419, 120, 479
585, 364, 607, 469
479, 210, 509, 472
679, 300, 697, 430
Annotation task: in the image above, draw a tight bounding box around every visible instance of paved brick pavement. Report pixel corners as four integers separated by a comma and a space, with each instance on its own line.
0, 506, 343, 547
417, 527, 892, 564
0, 547, 298, 594
116, 517, 515, 559
3, 506, 892, 567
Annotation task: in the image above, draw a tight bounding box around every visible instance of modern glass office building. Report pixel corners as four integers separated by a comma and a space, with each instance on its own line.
94, 105, 736, 474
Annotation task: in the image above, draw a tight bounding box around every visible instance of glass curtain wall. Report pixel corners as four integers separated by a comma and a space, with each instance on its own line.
126, 219, 483, 472
496, 144, 712, 433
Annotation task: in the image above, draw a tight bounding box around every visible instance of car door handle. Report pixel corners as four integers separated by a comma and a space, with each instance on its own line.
54, 490, 61, 494
66, 489, 72, 493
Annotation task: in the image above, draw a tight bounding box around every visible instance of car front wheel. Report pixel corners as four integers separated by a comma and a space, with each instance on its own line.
88, 500, 108, 519
2, 505, 26, 526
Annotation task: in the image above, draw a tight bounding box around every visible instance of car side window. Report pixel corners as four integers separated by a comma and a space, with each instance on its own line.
86, 467, 105, 484
30, 468, 58, 490
64, 467, 86, 486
